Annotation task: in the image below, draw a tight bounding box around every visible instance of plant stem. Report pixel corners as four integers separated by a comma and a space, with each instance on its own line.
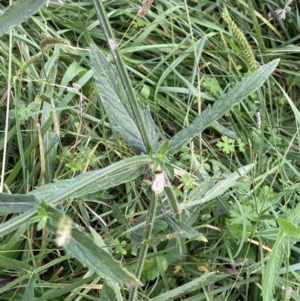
164, 186, 181, 220
128, 193, 159, 301
92, 0, 153, 154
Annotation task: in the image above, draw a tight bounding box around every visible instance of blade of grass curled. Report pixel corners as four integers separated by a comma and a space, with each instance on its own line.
92, 0, 153, 154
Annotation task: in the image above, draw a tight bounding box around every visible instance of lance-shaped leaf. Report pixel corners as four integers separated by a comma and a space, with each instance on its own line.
164, 215, 207, 242
90, 45, 148, 154
184, 163, 255, 209
0, 0, 48, 37
30, 155, 152, 203
150, 272, 227, 301
42, 204, 142, 288
66, 227, 142, 287
0, 155, 152, 237
0, 193, 39, 214
167, 59, 280, 155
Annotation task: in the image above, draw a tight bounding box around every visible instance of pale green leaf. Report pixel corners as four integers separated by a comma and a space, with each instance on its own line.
90, 45, 146, 154
100, 282, 123, 301
0, 0, 48, 37
150, 272, 225, 301
277, 218, 300, 239
184, 163, 255, 208
167, 59, 280, 155
43, 204, 142, 289
187, 178, 217, 203
66, 227, 142, 287
287, 201, 300, 225
262, 195, 300, 300
0, 193, 39, 214
0, 155, 152, 237
165, 215, 207, 242
30, 155, 152, 204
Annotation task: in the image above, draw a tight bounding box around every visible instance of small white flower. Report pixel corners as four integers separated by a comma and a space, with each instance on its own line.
256, 112, 261, 129
108, 39, 118, 51
46, 0, 65, 7
151, 171, 165, 194
270, 0, 293, 20
55, 216, 72, 247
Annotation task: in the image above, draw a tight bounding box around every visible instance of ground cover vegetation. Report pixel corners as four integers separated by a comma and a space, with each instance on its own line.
0, 0, 299, 300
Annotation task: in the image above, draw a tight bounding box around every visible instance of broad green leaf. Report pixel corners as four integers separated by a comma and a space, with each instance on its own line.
187, 178, 217, 203
66, 227, 142, 287
103, 279, 123, 301
150, 272, 225, 301
0, 193, 39, 214
0, 0, 48, 37
0, 155, 152, 237
30, 155, 152, 204
184, 163, 255, 208
142, 256, 168, 282
158, 140, 169, 155
100, 282, 121, 301
90, 45, 146, 154
277, 218, 300, 239
166, 59, 280, 155
22, 272, 37, 301
90, 227, 110, 252
226, 223, 252, 240
42, 204, 141, 289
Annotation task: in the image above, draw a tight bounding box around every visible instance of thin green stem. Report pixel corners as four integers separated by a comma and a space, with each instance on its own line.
128, 193, 159, 301
164, 186, 181, 220
92, 0, 153, 154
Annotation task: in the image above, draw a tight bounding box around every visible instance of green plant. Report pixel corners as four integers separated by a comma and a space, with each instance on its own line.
1, 0, 299, 300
